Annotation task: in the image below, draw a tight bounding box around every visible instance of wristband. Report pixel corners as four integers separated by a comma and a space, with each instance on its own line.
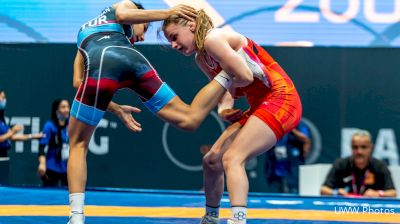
28, 134, 32, 139
214, 70, 232, 90
332, 189, 338, 196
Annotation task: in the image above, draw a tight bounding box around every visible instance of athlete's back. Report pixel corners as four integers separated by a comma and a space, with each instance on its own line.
77, 5, 134, 48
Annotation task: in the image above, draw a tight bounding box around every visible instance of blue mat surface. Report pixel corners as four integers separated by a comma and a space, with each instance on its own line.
0, 217, 391, 224
0, 186, 399, 224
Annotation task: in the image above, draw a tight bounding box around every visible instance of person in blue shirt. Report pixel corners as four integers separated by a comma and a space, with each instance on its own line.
265, 119, 311, 193
0, 89, 44, 157
0, 90, 21, 158
38, 99, 70, 187
0, 89, 44, 184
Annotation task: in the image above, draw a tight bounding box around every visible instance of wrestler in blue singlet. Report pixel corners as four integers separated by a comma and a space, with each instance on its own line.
71, 5, 176, 126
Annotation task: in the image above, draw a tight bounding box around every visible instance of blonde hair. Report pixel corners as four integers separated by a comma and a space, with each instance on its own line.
161, 9, 214, 53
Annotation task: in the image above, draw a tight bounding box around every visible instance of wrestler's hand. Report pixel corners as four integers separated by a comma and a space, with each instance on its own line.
117, 105, 142, 132
169, 4, 197, 21
219, 108, 244, 123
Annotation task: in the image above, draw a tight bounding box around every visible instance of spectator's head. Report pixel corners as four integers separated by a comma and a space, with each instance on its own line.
351, 129, 373, 169
51, 99, 70, 125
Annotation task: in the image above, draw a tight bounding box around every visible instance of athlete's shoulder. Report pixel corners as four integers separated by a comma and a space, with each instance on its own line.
203, 29, 228, 54
204, 28, 244, 51
204, 29, 225, 44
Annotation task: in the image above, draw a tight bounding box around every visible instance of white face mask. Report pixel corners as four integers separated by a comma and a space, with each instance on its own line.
0, 99, 6, 110
56, 111, 69, 121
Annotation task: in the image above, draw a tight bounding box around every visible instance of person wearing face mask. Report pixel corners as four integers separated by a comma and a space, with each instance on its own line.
0, 89, 44, 184
321, 129, 396, 198
37, 99, 70, 187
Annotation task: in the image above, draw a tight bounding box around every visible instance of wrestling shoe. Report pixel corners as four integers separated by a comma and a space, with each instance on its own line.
227, 218, 245, 224
67, 213, 84, 224
200, 215, 220, 224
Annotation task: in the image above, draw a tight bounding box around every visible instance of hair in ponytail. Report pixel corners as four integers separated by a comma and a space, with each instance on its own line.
193, 9, 213, 52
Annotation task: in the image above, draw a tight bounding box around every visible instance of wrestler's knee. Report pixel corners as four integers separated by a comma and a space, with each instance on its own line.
222, 148, 245, 171
202, 151, 223, 172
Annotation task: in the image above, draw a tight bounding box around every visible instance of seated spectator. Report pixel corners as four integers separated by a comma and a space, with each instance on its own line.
320, 129, 396, 198
37, 99, 70, 187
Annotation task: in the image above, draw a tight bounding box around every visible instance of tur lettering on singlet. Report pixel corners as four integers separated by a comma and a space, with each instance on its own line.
81, 15, 108, 30
81, 7, 112, 30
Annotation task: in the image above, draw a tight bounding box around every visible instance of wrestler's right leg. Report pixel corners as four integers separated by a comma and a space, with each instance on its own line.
66, 78, 113, 224
67, 117, 96, 224
67, 44, 120, 224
